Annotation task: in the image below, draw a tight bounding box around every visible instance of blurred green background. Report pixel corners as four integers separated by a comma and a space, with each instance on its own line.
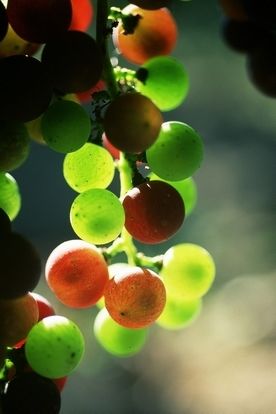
12, 0, 276, 413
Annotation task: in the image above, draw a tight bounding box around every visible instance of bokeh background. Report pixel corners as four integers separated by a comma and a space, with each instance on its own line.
11, 0, 276, 413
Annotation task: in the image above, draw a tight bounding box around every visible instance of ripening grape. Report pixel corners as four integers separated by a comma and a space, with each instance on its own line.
69, 0, 93, 31
25, 315, 85, 378
0, 121, 30, 172
7, 0, 72, 43
63, 143, 115, 192
0, 232, 41, 299
0, 208, 11, 238
94, 307, 148, 357
0, 2, 8, 42
104, 266, 166, 328
156, 296, 202, 330
45, 240, 109, 308
41, 30, 103, 94
0, 172, 21, 220
76, 79, 105, 104
0, 55, 53, 122
113, 5, 177, 64
103, 93, 163, 154
146, 121, 204, 181
70, 189, 125, 245
30, 293, 56, 321
102, 133, 120, 159
131, 0, 171, 10
123, 180, 185, 244
0, 293, 38, 346
41, 100, 91, 153
150, 173, 197, 216
2, 372, 61, 414
0, 24, 41, 58
161, 244, 216, 300
218, 0, 248, 21
136, 56, 189, 111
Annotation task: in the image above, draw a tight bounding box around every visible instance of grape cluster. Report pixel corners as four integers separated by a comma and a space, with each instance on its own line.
0, 0, 216, 412
218, 0, 276, 97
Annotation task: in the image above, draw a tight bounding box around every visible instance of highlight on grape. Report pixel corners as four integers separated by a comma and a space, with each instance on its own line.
0, 0, 217, 412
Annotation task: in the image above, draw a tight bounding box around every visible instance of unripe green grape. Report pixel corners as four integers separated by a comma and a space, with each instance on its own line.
70, 189, 125, 245
94, 308, 148, 357
146, 121, 204, 181
136, 56, 189, 111
156, 296, 202, 330
150, 173, 197, 216
161, 244, 216, 300
41, 100, 91, 153
0, 173, 21, 220
25, 315, 85, 379
63, 143, 115, 192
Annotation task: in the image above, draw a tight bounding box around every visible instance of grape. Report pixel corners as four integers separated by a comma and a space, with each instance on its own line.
0, 121, 30, 172
0, 55, 53, 122
102, 133, 120, 160
161, 244, 216, 300
25, 316, 84, 379
7, 0, 72, 43
218, 0, 248, 21
0, 345, 6, 369
0, 293, 38, 346
103, 92, 163, 154
69, 0, 93, 31
63, 143, 115, 192
104, 266, 166, 328
30, 293, 56, 321
122, 180, 185, 244
136, 56, 189, 111
41, 30, 103, 94
131, 1, 171, 10
0, 208, 11, 237
113, 5, 177, 65
0, 1, 8, 42
41, 100, 91, 153
0, 232, 41, 299
156, 296, 202, 330
0, 172, 21, 221
70, 189, 125, 245
150, 173, 197, 216
0, 24, 41, 58
53, 376, 68, 392
76, 79, 105, 104
45, 240, 109, 308
146, 121, 204, 181
2, 372, 61, 414
94, 307, 148, 357
243, 0, 276, 30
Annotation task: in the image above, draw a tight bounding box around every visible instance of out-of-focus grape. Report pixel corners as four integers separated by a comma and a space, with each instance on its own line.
70, 189, 125, 245
63, 143, 115, 192
0, 172, 21, 220
218, 0, 249, 21
25, 315, 85, 378
69, 0, 93, 31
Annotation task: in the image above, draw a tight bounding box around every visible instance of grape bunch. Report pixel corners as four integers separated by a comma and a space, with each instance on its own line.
0, 0, 216, 412
218, 0, 276, 97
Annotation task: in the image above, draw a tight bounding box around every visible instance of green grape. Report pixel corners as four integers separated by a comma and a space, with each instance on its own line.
0, 121, 30, 172
0, 172, 21, 220
41, 100, 91, 153
70, 189, 125, 245
146, 121, 204, 181
25, 315, 85, 379
161, 243, 216, 300
136, 56, 189, 111
156, 296, 202, 330
63, 143, 115, 192
150, 173, 197, 216
94, 307, 148, 357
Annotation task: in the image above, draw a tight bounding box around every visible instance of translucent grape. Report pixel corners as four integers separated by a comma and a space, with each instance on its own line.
156, 296, 202, 330
63, 143, 115, 192
25, 315, 85, 379
0, 172, 21, 220
69, 0, 93, 31
7, 0, 72, 43
70, 189, 125, 245
0, 121, 30, 172
150, 173, 197, 216
41, 100, 91, 153
161, 244, 216, 300
136, 56, 189, 111
104, 266, 166, 328
45, 240, 109, 308
146, 121, 204, 181
94, 307, 148, 357
30, 292, 55, 321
